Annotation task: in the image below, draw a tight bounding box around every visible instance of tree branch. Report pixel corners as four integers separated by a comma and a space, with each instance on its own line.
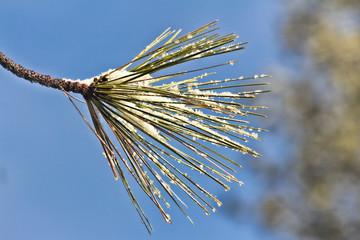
0, 51, 93, 97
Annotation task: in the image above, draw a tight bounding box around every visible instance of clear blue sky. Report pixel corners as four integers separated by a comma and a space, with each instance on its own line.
0, 1, 284, 239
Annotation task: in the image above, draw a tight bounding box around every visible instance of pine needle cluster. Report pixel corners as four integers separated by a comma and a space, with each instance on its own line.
65, 21, 269, 232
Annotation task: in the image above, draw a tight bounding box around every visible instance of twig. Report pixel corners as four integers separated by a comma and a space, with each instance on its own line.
0, 51, 93, 97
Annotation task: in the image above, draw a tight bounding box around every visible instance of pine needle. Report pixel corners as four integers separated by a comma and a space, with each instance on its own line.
69, 21, 269, 233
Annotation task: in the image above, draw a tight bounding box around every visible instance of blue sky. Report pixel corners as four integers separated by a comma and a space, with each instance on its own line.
0, 1, 285, 239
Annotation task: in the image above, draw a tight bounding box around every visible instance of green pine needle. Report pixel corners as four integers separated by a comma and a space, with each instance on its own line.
70, 21, 269, 233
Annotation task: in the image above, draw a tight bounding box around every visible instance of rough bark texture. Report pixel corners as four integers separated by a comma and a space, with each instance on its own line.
0, 51, 94, 97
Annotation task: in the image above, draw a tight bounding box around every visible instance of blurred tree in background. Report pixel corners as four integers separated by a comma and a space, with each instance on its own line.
257, 0, 360, 239
223, 1, 360, 239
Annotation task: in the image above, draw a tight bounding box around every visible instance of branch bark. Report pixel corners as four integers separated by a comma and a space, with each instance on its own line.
0, 51, 93, 97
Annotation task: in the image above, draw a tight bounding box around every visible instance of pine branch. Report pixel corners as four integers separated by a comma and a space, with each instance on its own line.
0, 21, 270, 233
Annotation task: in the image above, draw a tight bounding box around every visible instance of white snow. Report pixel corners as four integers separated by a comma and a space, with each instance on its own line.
62, 69, 151, 86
